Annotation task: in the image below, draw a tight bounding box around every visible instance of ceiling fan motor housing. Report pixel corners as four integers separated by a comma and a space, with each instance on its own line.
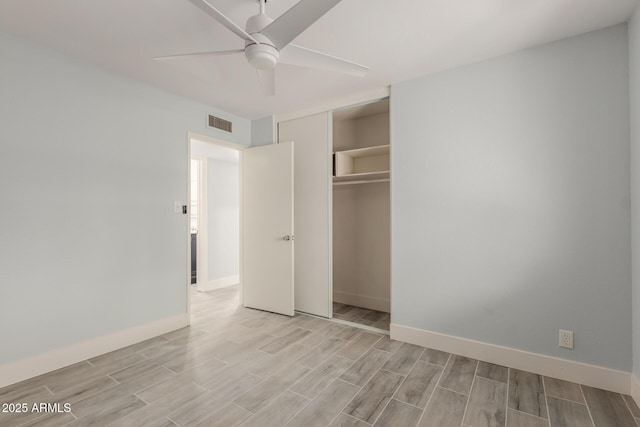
244, 13, 279, 70
245, 41, 279, 70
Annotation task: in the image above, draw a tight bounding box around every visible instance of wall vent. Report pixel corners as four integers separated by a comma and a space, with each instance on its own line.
208, 115, 233, 133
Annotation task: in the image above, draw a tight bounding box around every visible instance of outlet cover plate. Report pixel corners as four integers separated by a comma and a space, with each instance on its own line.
559, 330, 574, 349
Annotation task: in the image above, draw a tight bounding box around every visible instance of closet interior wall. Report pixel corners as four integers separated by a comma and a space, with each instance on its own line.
333, 108, 391, 313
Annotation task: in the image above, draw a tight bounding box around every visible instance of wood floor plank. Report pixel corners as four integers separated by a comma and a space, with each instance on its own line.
297, 337, 347, 368
360, 309, 387, 323
336, 332, 383, 361
18, 412, 77, 427
286, 379, 360, 427
328, 413, 371, 427
260, 328, 312, 354
70, 385, 142, 419
508, 369, 547, 419
194, 365, 262, 398
395, 361, 443, 409
165, 391, 225, 427
135, 376, 200, 404
211, 346, 270, 369
161, 349, 227, 374
344, 369, 405, 424
333, 302, 352, 315
109, 360, 161, 384
418, 387, 468, 427
373, 336, 403, 353
506, 409, 548, 427
138, 341, 187, 361
290, 355, 353, 399
233, 363, 310, 413
581, 385, 637, 427
113, 367, 177, 395
623, 395, 640, 419
88, 336, 169, 366
244, 343, 308, 378
193, 403, 252, 427
373, 399, 422, 427
547, 396, 593, 427
335, 307, 371, 322
110, 381, 208, 427
340, 349, 391, 387
175, 357, 228, 385
0, 384, 51, 402
166, 374, 260, 427
476, 362, 508, 383
165, 364, 261, 425
380, 342, 424, 376
334, 326, 364, 341
203, 335, 274, 365
463, 376, 507, 427
543, 377, 585, 404
239, 391, 310, 427
420, 348, 450, 367
41, 362, 105, 395
438, 355, 477, 395
142, 381, 208, 411
90, 353, 149, 374
51, 375, 119, 405
67, 392, 146, 427
308, 322, 347, 339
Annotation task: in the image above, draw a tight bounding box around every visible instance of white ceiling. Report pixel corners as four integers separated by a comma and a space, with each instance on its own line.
1, 0, 637, 120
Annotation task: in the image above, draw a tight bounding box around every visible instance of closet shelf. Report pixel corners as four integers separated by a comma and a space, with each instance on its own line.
333, 145, 390, 182
333, 171, 389, 184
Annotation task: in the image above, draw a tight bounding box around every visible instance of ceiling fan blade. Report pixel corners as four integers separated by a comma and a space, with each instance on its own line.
256, 69, 275, 96
280, 44, 369, 77
186, 0, 259, 44
261, 0, 343, 50
153, 49, 244, 60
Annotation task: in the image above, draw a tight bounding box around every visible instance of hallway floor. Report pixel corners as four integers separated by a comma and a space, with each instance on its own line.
1, 285, 638, 427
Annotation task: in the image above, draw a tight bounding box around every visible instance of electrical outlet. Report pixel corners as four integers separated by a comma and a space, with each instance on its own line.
559, 330, 573, 349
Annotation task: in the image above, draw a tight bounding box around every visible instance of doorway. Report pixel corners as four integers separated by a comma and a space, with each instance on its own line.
188, 134, 242, 294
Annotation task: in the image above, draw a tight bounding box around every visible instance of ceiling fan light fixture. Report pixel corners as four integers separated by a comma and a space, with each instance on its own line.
245, 43, 279, 70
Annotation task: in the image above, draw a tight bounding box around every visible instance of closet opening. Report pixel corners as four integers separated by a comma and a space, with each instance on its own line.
332, 99, 390, 332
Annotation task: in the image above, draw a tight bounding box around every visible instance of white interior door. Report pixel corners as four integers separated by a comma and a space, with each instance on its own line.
241, 141, 294, 316
279, 113, 332, 318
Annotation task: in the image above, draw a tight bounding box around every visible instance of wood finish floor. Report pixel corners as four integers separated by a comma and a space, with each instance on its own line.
332, 303, 390, 331
1, 285, 639, 427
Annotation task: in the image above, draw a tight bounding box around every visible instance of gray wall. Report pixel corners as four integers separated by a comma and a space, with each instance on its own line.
630, 5, 640, 378
251, 116, 275, 147
207, 157, 240, 281
0, 31, 250, 365
391, 24, 631, 370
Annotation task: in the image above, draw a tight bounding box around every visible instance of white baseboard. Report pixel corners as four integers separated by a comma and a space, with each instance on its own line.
391, 323, 630, 395
197, 275, 239, 292
333, 291, 390, 313
631, 374, 640, 409
0, 314, 189, 389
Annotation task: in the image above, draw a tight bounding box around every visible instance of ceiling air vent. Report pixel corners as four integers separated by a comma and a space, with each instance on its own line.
208, 115, 233, 133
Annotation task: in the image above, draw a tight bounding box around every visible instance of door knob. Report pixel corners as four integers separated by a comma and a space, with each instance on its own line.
282, 235, 295, 241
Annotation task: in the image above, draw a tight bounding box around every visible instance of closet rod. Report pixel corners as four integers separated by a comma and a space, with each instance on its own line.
333, 178, 390, 186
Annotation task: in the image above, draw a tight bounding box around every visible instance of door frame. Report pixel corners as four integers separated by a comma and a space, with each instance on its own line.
190, 155, 208, 292
186, 132, 246, 317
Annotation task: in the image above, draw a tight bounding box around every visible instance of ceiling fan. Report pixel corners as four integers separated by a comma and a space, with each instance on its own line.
155, 0, 369, 95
